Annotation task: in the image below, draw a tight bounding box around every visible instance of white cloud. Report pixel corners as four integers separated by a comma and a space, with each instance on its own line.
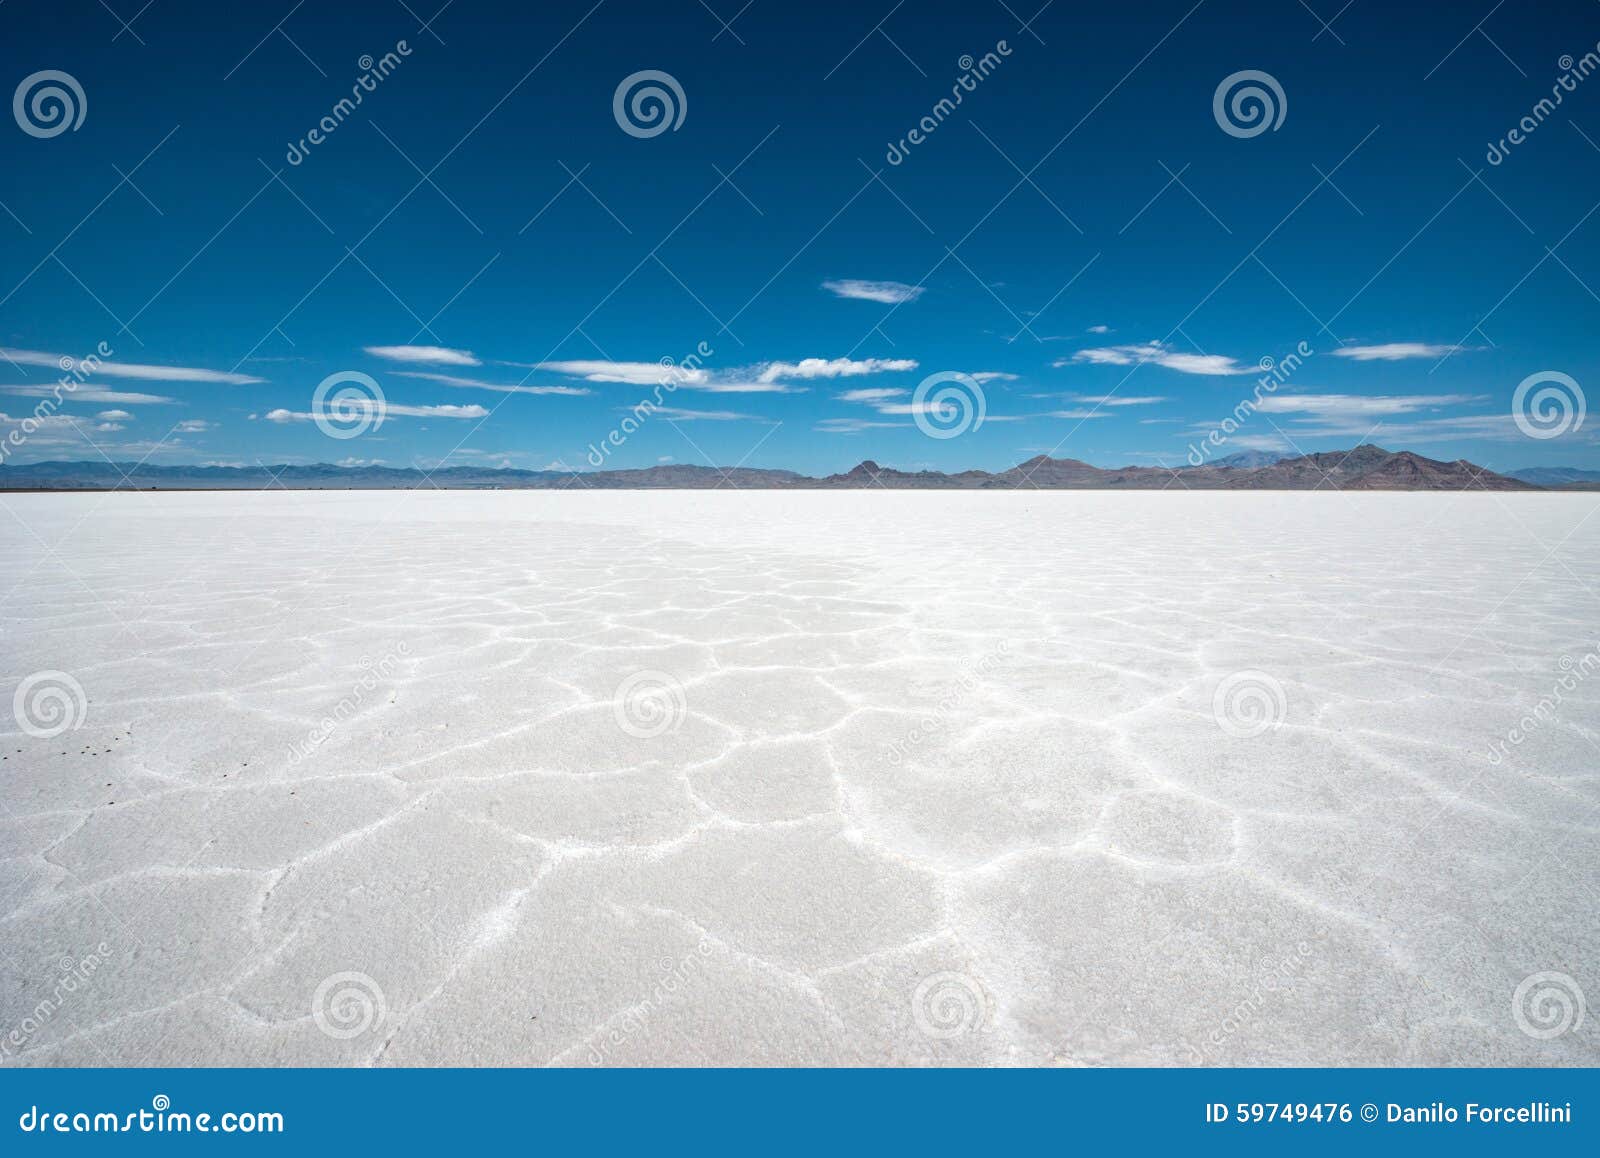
686, 379, 805, 394
393, 371, 590, 396
652, 406, 765, 421
1330, 343, 1464, 362
971, 372, 1018, 384
1044, 409, 1111, 419
1062, 342, 1250, 376
1, 347, 263, 384
814, 417, 907, 433
262, 403, 488, 422
837, 387, 907, 404
1255, 393, 1484, 417
822, 279, 925, 305
363, 345, 481, 366
758, 357, 917, 383
2, 386, 177, 405
96, 410, 133, 421
176, 419, 211, 432
1064, 394, 1167, 407
657, 455, 674, 463
530, 360, 707, 385
1087, 324, 1111, 334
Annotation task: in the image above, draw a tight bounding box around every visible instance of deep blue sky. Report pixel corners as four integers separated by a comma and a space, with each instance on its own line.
2, 0, 1597, 474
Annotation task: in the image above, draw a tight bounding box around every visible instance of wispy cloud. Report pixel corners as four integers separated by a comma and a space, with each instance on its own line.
1331, 342, 1465, 361
1087, 324, 1111, 334
1035, 393, 1167, 406
261, 403, 489, 422
363, 345, 481, 366
531, 359, 706, 385
393, 371, 591, 396
971, 371, 1018, 384
1062, 341, 1250, 376
1255, 392, 1484, 417
758, 357, 917, 383
685, 379, 804, 394
822, 279, 924, 305
2, 385, 177, 405
653, 406, 767, 421
1, 347, 263, 384
836, 387, 907, 403
814, 417, 907, 433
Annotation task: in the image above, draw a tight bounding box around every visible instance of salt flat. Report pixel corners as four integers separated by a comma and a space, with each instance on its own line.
0, 489, 1596, 1067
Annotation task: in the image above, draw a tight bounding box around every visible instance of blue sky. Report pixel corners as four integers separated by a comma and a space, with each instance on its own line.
2, 0, 1597, 474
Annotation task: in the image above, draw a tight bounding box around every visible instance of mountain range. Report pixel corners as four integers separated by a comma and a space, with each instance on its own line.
1, 445, 1584, 491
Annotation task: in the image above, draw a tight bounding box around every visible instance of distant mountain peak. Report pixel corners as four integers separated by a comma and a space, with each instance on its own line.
0, 447, 1553, 491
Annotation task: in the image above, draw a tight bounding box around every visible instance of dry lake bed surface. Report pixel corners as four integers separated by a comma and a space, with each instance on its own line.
1, 490, 1596, 1066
